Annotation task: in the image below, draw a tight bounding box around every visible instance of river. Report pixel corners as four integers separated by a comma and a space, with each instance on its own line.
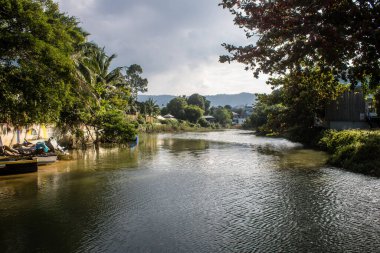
0, 130, 379, 252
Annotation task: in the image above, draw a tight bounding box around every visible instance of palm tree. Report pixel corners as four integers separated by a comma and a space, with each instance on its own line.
76, 43, 124, 96
144, 98, 160, 117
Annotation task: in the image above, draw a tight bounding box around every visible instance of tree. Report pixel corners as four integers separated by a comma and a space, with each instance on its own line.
0, 0, 85, 125
62, 43, 132, 141
269, 69, 347, 129
244, 90, 286, 132
244, 69, 347, 141
167, 97, 188, 119
187, 93, 206, 110
125, 64, 148, 112
184, 105, 204, 123
98, 109, 137, 143
160, 107, 169, 116
224, 105, 232, 110
75, 44, 125, 102
213, 107, 232, 126
143, 98, 160, 117
220, 0, 380, 88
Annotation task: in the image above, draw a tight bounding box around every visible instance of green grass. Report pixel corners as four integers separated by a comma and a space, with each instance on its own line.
318, 130, 380, 176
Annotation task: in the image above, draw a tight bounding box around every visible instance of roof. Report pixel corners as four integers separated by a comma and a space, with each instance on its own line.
163, 114, 175, 118
203, 115, 215, 119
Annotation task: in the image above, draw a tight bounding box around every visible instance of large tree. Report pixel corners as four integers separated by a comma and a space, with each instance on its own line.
184, 105, 204, 123
142, 98, 160, 117
188, 93, 205, 108
220, 0, 380, 88
0, 0, 85, 124
167, 97, 187, 119
125, 64, 148, 112
213, 107, 232, 126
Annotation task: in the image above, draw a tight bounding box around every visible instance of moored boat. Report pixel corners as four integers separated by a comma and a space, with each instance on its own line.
0, 159, 38, 175
32, 155, 58, 165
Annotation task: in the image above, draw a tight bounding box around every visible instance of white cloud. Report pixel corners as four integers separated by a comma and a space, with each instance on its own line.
56, 0, 271, 95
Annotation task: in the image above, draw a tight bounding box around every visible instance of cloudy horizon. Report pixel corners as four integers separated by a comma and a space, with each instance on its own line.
56, 0, 272, 96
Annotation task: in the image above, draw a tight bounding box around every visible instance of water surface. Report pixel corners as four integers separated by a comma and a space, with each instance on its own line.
0, 130, 379, 252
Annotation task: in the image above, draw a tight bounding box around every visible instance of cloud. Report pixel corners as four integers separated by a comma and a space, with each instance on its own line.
57, 0, 270, 95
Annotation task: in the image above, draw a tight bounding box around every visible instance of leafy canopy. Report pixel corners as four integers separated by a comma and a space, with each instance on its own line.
0, 0, 85, 124
220, 0, 380, 87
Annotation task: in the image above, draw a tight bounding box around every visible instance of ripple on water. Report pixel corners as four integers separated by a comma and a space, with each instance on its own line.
0, 130, 379, 253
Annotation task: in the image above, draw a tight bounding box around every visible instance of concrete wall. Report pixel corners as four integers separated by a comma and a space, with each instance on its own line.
325, 90, 366, 122
0, 124, 56, 146
0, 124, 97, 148
329, 121, 370, 130
325, 90, 370, 130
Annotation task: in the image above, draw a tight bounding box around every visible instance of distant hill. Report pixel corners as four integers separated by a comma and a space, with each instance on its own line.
138, 92, 256, 108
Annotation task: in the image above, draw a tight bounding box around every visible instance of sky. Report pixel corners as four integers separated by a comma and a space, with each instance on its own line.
56, 0, 271, 95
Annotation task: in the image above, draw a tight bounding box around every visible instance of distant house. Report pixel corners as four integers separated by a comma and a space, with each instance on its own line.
163, 114, 175, 119
325, 90, 371, 129
243, 105, 253, 118
232, 112, 239, 125
202, 115, 216, 123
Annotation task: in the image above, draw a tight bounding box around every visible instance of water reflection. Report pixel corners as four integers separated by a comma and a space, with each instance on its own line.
279, 149, 329, 169
161, 138, 209, 157
0, 130, 379, 253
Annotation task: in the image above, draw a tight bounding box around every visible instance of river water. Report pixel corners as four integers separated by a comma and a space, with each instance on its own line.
0, 130, 379, 252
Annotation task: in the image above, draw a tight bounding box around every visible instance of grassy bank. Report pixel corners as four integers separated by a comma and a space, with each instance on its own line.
138, 120, 223, 133
318, 130, 380, 177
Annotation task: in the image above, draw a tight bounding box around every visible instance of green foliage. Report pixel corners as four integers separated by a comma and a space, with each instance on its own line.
319, 130, 380, 176
139, 119, 198, 133
213, 107, 232, 126
140, 98, 160, 116
125, 64, 148, 112
244, 90, 285, 132
198, 117, 211, 128
0, 0, 147, 144
99, 110, 137, 143
244, 69, 346, 141
220, 0, 380, 88
0, 0, 85, 124
167, 97, 188, 119
272, 69, 347, 129
187, 93, 210, 112
160, 107, 169, 116
184, 105, 204, 123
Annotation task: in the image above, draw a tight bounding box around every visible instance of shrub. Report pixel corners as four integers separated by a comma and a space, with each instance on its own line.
318, 129, 380, 176
198, 118, 211, 128
100, 110, 137, 143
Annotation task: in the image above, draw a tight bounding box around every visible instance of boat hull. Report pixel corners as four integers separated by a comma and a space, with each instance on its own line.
0, 159, 38, 175
33, 155, 58, 165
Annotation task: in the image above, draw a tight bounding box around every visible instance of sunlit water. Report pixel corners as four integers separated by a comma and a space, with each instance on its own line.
0, 130, 379, 252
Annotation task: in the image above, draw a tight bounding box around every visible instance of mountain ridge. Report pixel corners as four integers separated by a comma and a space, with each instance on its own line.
138, 92, 256, 108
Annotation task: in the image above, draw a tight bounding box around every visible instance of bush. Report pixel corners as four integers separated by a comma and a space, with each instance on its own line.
100, 110, 137, 143
318, 130, 380, 176
198, 118, 211, 128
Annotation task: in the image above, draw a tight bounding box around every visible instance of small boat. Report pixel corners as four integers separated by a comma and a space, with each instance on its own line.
0, 159, 38, 176
129, 135, 139, 148
32, 155, 58, 165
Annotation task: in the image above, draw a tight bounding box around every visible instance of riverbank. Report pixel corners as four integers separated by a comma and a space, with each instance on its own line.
138, 121, 224, 133
254, 128, 380, 177
318, 129, 380, 177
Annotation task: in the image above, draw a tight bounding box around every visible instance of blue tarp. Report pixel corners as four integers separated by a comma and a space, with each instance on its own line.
35, 142, 49, 153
